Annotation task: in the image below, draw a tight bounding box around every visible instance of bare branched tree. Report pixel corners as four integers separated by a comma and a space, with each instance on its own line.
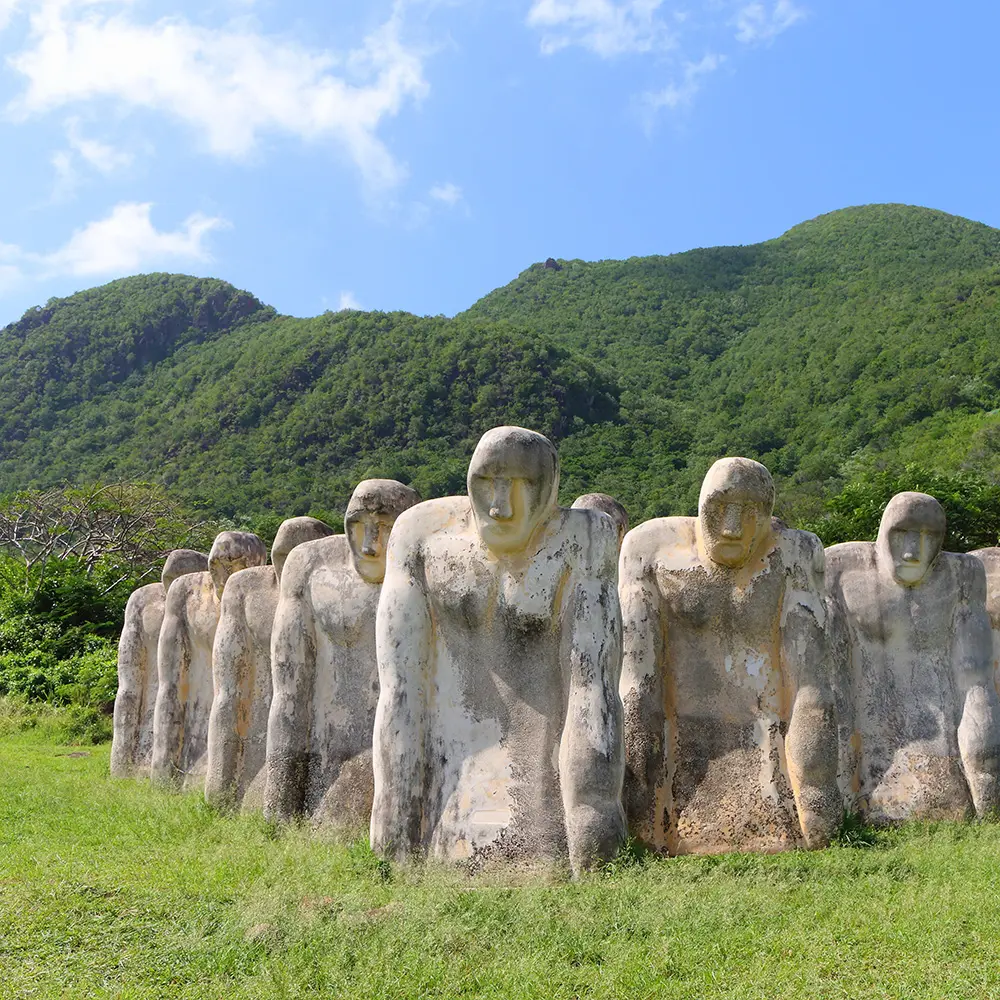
0, 482, 210, 594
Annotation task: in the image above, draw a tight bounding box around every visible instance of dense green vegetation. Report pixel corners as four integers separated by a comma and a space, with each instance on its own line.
1, 204, 999, 527
2, 731, 1000, 998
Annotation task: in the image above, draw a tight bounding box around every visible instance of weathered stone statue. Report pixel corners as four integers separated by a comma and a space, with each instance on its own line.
969, 546, 1000, 682
619, 457, 839, 855
370, 427, 625, 874
151, 532, 267, 789
205, 518, 334, 810
264, 481, 420, 829
572, 493, 629, 552
110, 549, 208, 777
829, 492, 1000, 822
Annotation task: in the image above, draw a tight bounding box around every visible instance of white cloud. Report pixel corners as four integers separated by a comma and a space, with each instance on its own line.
0, 201, 226, 295
43, 201, 225, 276
734, 0, 805, 43
429, 182, 462, 206
526, 0, 675, 57
338, 290, 362, 311
640, 52, 724, 115
0, 0, 20, 32
6, 0, 429, 189
66, 117, 133, 173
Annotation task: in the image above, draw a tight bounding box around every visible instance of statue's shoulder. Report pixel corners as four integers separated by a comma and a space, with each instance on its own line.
165, 570, 209, 611
391, 497, 473, 550
278, 534, 351, 591
823, 541, 874, 581
775, 525, 825, 574
969, 546, 1000, 578
941, 550, 987, 603
223, 564, 273, 598
128, 582, 165, 612
621, 516, 696, 575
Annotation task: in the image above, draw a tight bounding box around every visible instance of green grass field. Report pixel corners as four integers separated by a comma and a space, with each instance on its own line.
3, 719, 1000, 999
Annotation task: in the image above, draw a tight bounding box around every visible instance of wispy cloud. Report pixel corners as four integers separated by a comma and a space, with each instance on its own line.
0, 201, 226, 294
65, 117, 133, 173
429, 182, 463, 206
526, 0, 676, 58
6, 0, 430, 190
0, 0, 20, 32
337, 290, 362, 311
734, 0, 806, 44
527, 0, 808, 121
640, 52, 724, 116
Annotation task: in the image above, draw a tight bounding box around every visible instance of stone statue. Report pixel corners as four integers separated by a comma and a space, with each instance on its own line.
150, 532, 267, 789
370, 427, 625, 874
110, 549, 208, 777
572, 493, 629, 552
969, 546, 1000, 685
204, 518, 334, 810
264, 481, 420, 829
828, 492, 1000, 822
619, 457, 839, 855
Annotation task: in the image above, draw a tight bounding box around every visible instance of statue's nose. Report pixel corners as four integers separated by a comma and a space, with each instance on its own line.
901, 530, 922, 562
720, 504, 744, 539
362, 522, 380, 557
489, 481, 513, 520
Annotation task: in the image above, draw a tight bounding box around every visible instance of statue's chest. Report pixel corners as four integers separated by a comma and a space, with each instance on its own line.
658, 564, 784, 635
426, 551, 565, 635
311, 570, 378, 643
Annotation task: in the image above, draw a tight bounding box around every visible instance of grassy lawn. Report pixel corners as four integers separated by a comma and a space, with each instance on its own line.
3, 721, 1000, 999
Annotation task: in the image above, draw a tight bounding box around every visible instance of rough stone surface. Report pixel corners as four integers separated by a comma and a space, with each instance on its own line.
205, 518, 334, 810
969, 546, 1000, 687
110, 550, 208, 778
370, 427, 625, 874
829, 493, 1000, 823
151, 532, 267, 789
572, 493, 629, 552
264, 482, 420, 826
619, 457, 839, 856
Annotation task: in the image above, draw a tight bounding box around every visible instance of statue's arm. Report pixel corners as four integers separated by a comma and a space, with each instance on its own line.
150, 592, 188, 787
205, 587, 247, 807
111, 593, 146, 776
617, 535, 666, 846
559, 525, 626, 873
782, 536, 841, 847
370, 528, 431, 860
264, 560, 315, 822
954, 559, 1000, 817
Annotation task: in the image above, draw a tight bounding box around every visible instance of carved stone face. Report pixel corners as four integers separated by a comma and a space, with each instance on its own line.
208, 532, 268, 599
697, 457, 775, 570
877, 492, 946, 587
467, 426, 559, 556
345, 479, 421, 584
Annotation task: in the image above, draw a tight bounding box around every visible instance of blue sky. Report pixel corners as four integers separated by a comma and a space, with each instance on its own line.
1, 0, 998, 325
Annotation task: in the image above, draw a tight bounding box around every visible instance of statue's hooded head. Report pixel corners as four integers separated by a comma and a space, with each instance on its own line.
161, 549, 209, 593
572, 493, 629, 553
345, 479, 421, 584
468, 426, 560, 556
876, 491, 946, 587
208, 531, 268, 599
270, 516, 335, 584
697, 457, 775, 570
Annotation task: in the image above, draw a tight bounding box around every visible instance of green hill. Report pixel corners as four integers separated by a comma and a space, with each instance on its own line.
2, 204, 1000, 525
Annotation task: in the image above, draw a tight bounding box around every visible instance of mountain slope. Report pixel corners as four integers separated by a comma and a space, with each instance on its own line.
466, 204, 1000, 517
2, 204, 999, 524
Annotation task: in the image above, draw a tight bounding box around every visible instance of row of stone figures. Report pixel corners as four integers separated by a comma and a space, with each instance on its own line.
111, 426, 1000, 875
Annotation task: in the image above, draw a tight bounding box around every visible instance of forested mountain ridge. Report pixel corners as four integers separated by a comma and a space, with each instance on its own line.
2, 204, 1000, 528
